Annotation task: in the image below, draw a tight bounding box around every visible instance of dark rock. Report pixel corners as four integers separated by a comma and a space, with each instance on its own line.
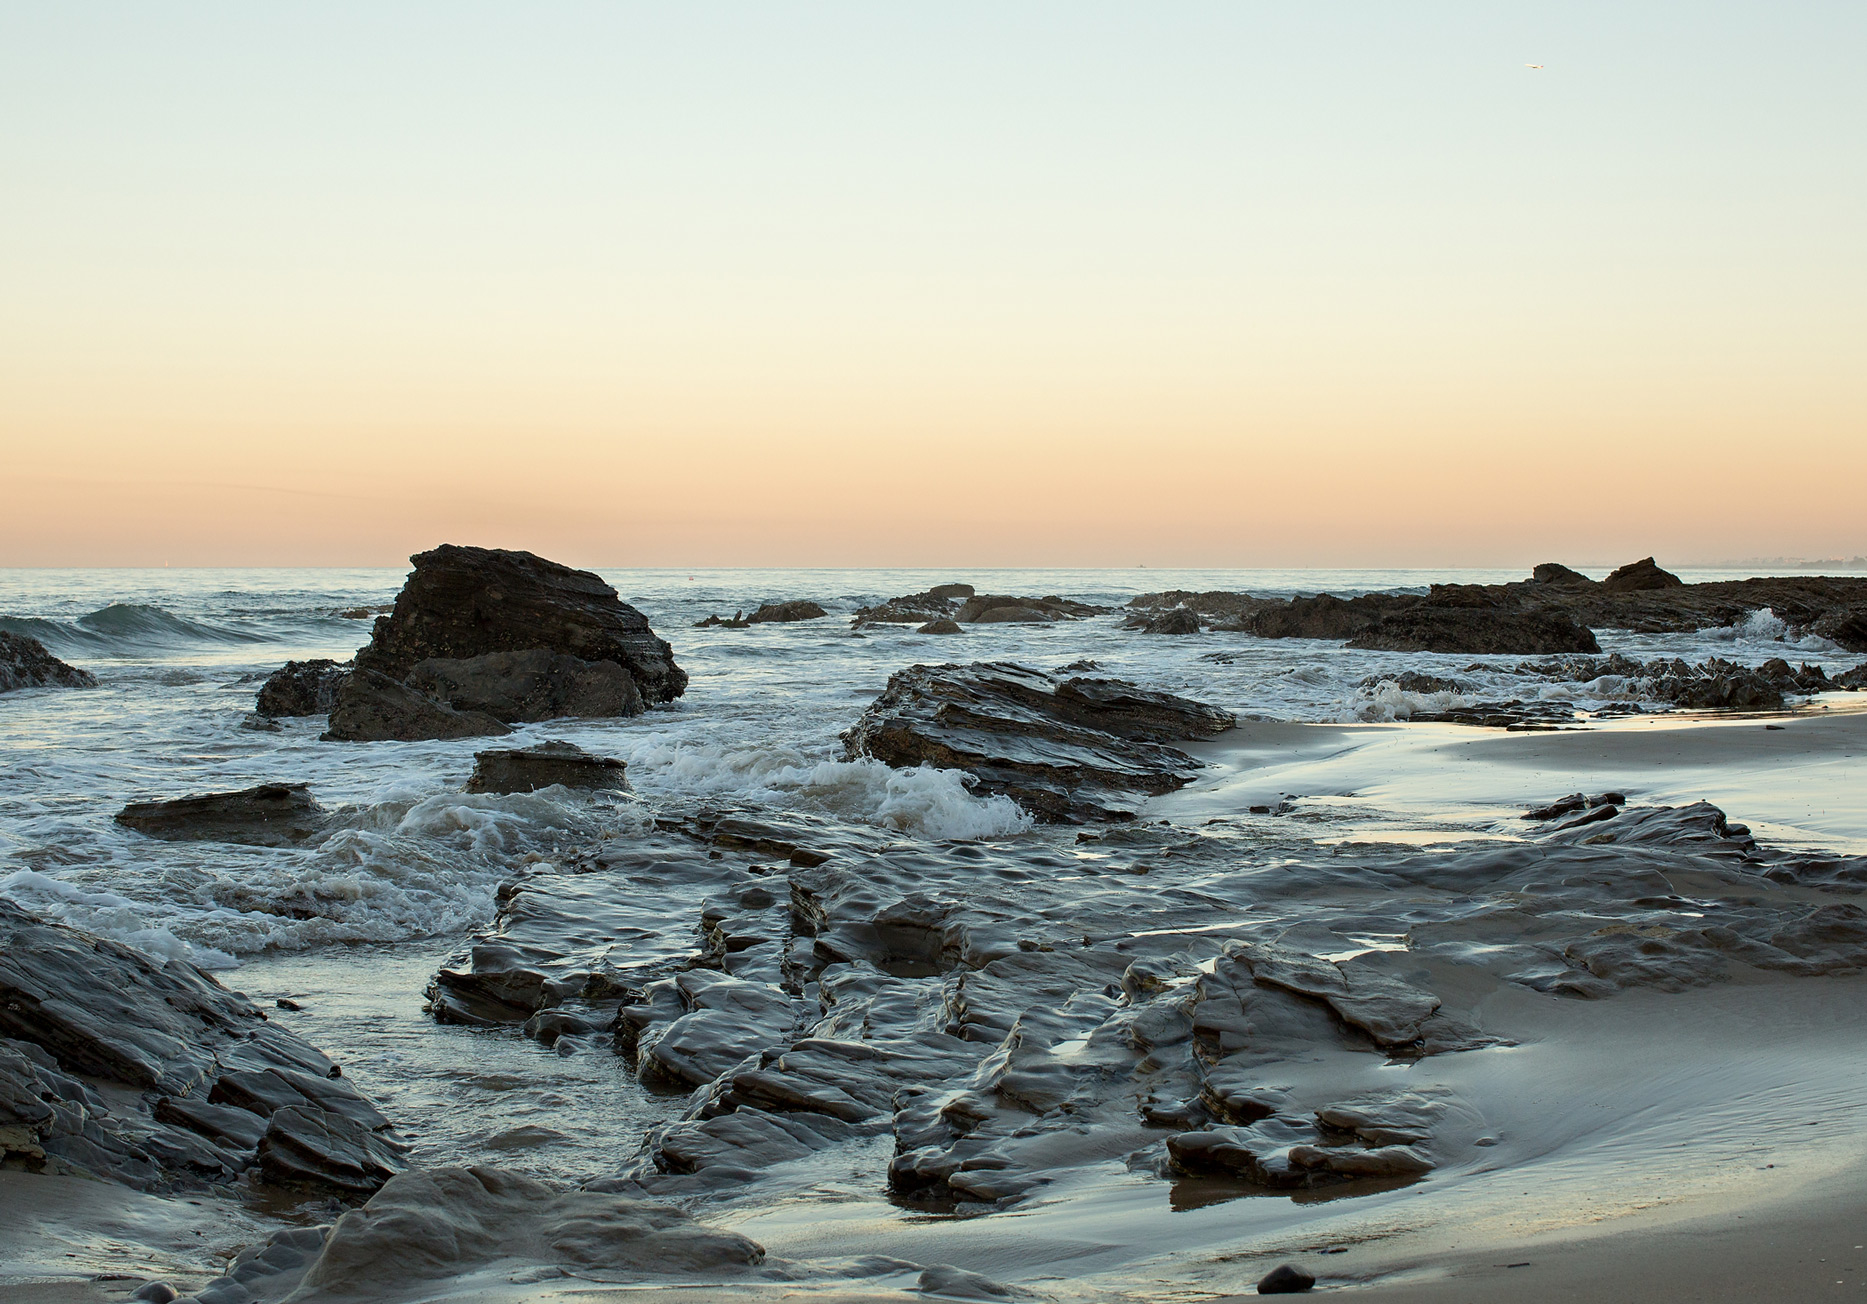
0, 899, 397, 1194
918, 619, 964, 635
256, 1105, 406, 1194
254, 659, 351, 716
131, 1283, 178, 1304
115, 783, 327, 847
466, 741, 628, 795
956, 594, 1105, 624
929, 583, 975, 601
1346, 603, 1600, 655
240, 712, 283, 732
406, 650, 643, 721
352, 544, 686, 703
1813, 604, 1867, 653
1127, 607, 1201, 635
1129, 590, 1269, 620
1358, 671, 1470, 695
747, 600, 828, 623
1836, 662, 1867, 689
0, 630, 97, 693
1601, 556, 1685, 592
1532, 562, 1596, 587
695, 611, 749, 629
1519, 653, 1825, 710
1257, 1264, 1316, 1293
842, 662, 1235, 821
321, 669, 512, 743
1239, 592, 1413, 641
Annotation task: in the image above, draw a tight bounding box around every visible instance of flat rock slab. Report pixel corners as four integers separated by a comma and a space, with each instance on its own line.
842, 662, 1235, 821
115, 783, 328, 847
466, 740, 628, 794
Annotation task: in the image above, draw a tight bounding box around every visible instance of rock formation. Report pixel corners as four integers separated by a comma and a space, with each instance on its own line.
852, 584, 1104, 628
465, 741, 628, 795
0, 630, 96, 693
115, 783, 329, 847
0, 900, 403, 1196
842, 663, 1235, 821
323, 669, 511, 742
405, 649, 643, 721
254, 659, 350, 716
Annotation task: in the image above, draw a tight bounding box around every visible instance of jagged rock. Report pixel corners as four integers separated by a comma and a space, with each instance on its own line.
406, 650, 643, 721
1602, 556, 1684, 591
465, 740, 628, 795
254, 659, 350, 716
1358, 671, 1471, 695
1812, 605, 1867, 653
115, 783, 328, 847
1346, 600, 1600, 655
1519, 653, 1829, 710
256, 1105, 406, 1193
1126, 607, 1201, 635
0, 900, 398, 1194
853, 585, 976, 627
955, 594, 1104, 623
352, 544, 687, 703
322, 669, 512, 742
286, 1167, 763, 1295
842, 662, 1235, 821
1237, 592, 1415, 640
748, 600, 828, 623
1836, 662, 1867, 689
0, 630, 96, 693
1532, 562, 1595, 587
918, 619, 964, 635
1129, 591, 1271, 620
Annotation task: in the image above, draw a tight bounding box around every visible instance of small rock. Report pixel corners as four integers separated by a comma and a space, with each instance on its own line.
1257, 1263, 1315, 1294
240, 712, 284, 732
465, 741, 628, 795
131, 1283, 178, 1304
917, 619, 963, 635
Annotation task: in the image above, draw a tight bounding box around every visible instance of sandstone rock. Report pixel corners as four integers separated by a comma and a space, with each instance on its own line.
842, 662, 1235, 821
254, 658, 350, 716
466, 740, 628, 795
918, 619, 964, 635
0, 630, 96, 693
115, 783, 328, 847
406, 649, 643, 721
1601, 556, 1685, 591
747, 600, 828, 623
352, 544, 686, 703
322, 669, 512, 743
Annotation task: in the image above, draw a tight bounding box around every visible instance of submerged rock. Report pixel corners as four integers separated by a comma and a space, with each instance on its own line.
322, 668, 512, 742
0, 630, 96, 693
843, 662, 1235, 821
918, 618, 964, 635
0, 899, 401, 1195
254, 658, 351, 716
466, 740, 628, 795
115, 783, 328, 847
406, 649, 643, 721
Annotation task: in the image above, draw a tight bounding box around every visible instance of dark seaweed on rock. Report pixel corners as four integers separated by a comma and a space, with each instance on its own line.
0, 629, 97, 693
0, 899, 402, 1195
841, 662, 1236, 822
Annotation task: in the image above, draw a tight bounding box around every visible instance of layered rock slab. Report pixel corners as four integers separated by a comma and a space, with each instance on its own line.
115, 783, 329, 847
466, 740, 629, 795
842, 662, 1236, 821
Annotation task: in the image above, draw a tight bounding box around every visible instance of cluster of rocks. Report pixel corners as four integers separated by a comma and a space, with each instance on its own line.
852, 584, 1106, 631
841, 661, 1236, 821
1129, 557, 1867, 656
1518, 653, 1844, 711
695, 600, 828, 628
248, 546, 687, 742
0, 899, 404, 1197
0, 629, 96, 693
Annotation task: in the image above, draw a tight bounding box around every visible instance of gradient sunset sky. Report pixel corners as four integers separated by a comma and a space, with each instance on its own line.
3, 3, 1862, 568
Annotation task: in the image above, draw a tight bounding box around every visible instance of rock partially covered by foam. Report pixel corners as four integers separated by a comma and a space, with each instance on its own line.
323, 669, 512, 742
843, 662, 1234, 821
0, 899, 400, 1195
290, 1166, 764, 1294
0, 630, 97, 693
354, 544, 687, 703
115, 783, 329, 847
254, 658, 350, 716
466, 741, 628, 795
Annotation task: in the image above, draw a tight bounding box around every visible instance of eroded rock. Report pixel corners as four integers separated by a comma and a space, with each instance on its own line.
254, 659, 350, 716
407, 649, 644, 721
0, 630, 96, 693
322, 669, 512, 742
466, 740, 628, 795
115, 783, 328, 847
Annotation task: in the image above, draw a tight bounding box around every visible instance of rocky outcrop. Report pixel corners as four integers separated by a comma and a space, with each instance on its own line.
322, 669, 512, 742
405, 650, 642, 721
1125, 607, 1201, 635
1601, 556, 1684, 592
0, 899, 402, 1196
748, 600, 827, 623
1518, 653, 1832, 710
842, 663, 1235, 821
0, 630, 96, 693
1345, 602, 1600, 655
465, 741, 628, 795
955, 594, 1105, 623
1531, 562, 1595, 587
352, 544, 686, 702
918, 618, 963, 635
254, 659, 350, 716
115, 783, 329, 847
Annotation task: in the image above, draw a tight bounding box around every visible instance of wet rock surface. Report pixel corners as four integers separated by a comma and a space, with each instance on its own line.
322, 668, 512, 742
853, 585, 1104, 629
1345, 600, 1600, 655
0, 630, 97, 693
0, 900, 401, 1196
253, 659, 350, 717
115, 784, 329, 847
749, 600, 829, 623
466, 740, 629, 795
405, 649, 644, 721
841, 662, 1236, 821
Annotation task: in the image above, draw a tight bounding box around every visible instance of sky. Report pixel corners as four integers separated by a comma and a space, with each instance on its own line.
2, 3, 1863, 569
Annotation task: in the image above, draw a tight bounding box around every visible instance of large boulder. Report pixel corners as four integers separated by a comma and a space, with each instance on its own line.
0, 630, 96, 693
1600, 556, 1685, 592
465, 741, 628, 795
255, 659, 351, 716
322, 669, 512, 743
842, 662, 1235, 821
406, 650, 642, 721
955, 594, 1104, 624
115, 783, 328, 847
0, 900, 401, 1195
353, 545, 686, 704
747, 600, 828, 623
